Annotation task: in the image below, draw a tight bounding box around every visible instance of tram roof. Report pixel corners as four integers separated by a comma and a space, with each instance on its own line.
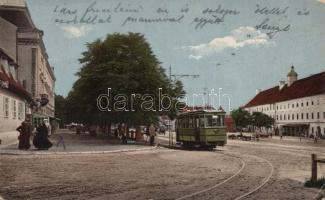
178, 110, 226, 116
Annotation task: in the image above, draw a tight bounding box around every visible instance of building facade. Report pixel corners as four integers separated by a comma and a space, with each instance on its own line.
0, 0, 55, 127
0, 13, 31, 145
244, 67, 325, 137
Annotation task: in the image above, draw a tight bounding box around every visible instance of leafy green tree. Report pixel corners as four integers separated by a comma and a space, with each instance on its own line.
54, 94, 67, 128
231, 108, 251, 132
66, 32, 185, 131
251, 112, 275, 132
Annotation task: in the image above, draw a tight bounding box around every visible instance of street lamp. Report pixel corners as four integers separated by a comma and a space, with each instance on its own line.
222, 94, 232, 113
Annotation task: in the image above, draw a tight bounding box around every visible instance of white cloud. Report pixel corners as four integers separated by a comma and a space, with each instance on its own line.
183, 26, 275, 60
61, 25, 93, 38
189, 55, 203, 60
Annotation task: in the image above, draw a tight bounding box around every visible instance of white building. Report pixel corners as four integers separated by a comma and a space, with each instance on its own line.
0, 1, 55, 127
0, 14, 31, 145
244, 66, 325, 137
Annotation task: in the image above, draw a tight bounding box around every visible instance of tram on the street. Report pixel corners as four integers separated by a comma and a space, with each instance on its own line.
176, 110, 227, 149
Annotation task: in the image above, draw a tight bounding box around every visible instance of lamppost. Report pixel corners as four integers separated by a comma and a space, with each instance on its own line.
222, 93, 232, 113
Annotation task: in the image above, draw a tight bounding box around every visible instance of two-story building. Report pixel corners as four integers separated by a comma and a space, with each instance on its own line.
244, 66, 325, 137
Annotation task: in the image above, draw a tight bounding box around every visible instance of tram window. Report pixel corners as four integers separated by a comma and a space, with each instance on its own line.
196, 117, 200, 128
205, 115, 220, 127
199, 116, 205, 127
212, 116, 219, 126
184, 117, 189, 128
179, 118, 183, 128
182, 118, 186, 128
189, 117, 193, 128
205, 115, 225, 127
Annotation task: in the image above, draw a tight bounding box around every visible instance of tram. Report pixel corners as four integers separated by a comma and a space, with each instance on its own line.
176, 110, 227, 149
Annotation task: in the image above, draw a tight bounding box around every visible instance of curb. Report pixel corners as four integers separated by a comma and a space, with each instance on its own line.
0, 146, 158, 156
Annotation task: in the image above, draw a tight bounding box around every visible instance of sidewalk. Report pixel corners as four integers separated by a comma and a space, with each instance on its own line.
0, 129, 155, 155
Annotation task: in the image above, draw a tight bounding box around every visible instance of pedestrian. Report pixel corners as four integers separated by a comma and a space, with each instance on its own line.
114, 128, 119, 138
120, 123, 127, 144
280, 131, 283, 140
33, 121, 53, 150
145, 126, 150, 142
16, 121, 32, 150
299, 133, 302, 142
314, 132, 318, 143
149, 124, 156, 146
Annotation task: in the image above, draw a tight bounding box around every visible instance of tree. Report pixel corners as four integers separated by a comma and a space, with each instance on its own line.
66, 32, 185, 131
251, 112, 275, 132
230, 108, 251, 132
54, 94, 67, 128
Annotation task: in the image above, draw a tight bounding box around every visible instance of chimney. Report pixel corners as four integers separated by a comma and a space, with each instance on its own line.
279, 81, 285, 90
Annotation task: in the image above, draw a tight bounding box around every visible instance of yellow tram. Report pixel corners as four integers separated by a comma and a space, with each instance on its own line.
176, 110, 227, 149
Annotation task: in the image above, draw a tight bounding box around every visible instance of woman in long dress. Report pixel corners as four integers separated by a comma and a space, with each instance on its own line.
16, 121, 32, 150
33, 122, 53, 150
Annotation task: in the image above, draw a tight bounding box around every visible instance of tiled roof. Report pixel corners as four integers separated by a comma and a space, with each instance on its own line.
0, 65, 31, 101
244, 71, 325, 108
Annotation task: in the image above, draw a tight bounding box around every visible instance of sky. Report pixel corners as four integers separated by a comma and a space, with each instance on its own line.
26, 0, 325, 111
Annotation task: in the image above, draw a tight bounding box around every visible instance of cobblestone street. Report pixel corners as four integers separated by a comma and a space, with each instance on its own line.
0, 131, 324, 199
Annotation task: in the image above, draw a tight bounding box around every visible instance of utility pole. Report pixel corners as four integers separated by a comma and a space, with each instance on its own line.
168, 66, 200, 146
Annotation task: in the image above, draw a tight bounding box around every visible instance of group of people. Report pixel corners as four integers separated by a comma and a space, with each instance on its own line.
16, 120, 53, 150
113, 123, 157, 146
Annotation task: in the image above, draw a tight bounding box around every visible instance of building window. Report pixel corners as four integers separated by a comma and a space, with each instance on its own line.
18, 102, 24, 120
297, 114, 299, 120
292, 114, 294, 120
3, 97, 9, 118
287, 114, 289, 120
312, 101, 314, 105
306, 113, 309, 119
312, 127, 314, 134
301, 102, 303, 107
280, 115, 282, 120
292, 104, 294, 108
312, 112, 314, 119
276, 115, 278, 120
296, 103, 299, 107
323, 112, 325, 119
317, 112, 320, 119
307, 102, 309, 106
301, 113, 304, 119
12, 100, 16, 119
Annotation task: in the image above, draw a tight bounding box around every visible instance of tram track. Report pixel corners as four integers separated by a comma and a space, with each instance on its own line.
159, 144, 274, 200
175, 153, 246, 200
